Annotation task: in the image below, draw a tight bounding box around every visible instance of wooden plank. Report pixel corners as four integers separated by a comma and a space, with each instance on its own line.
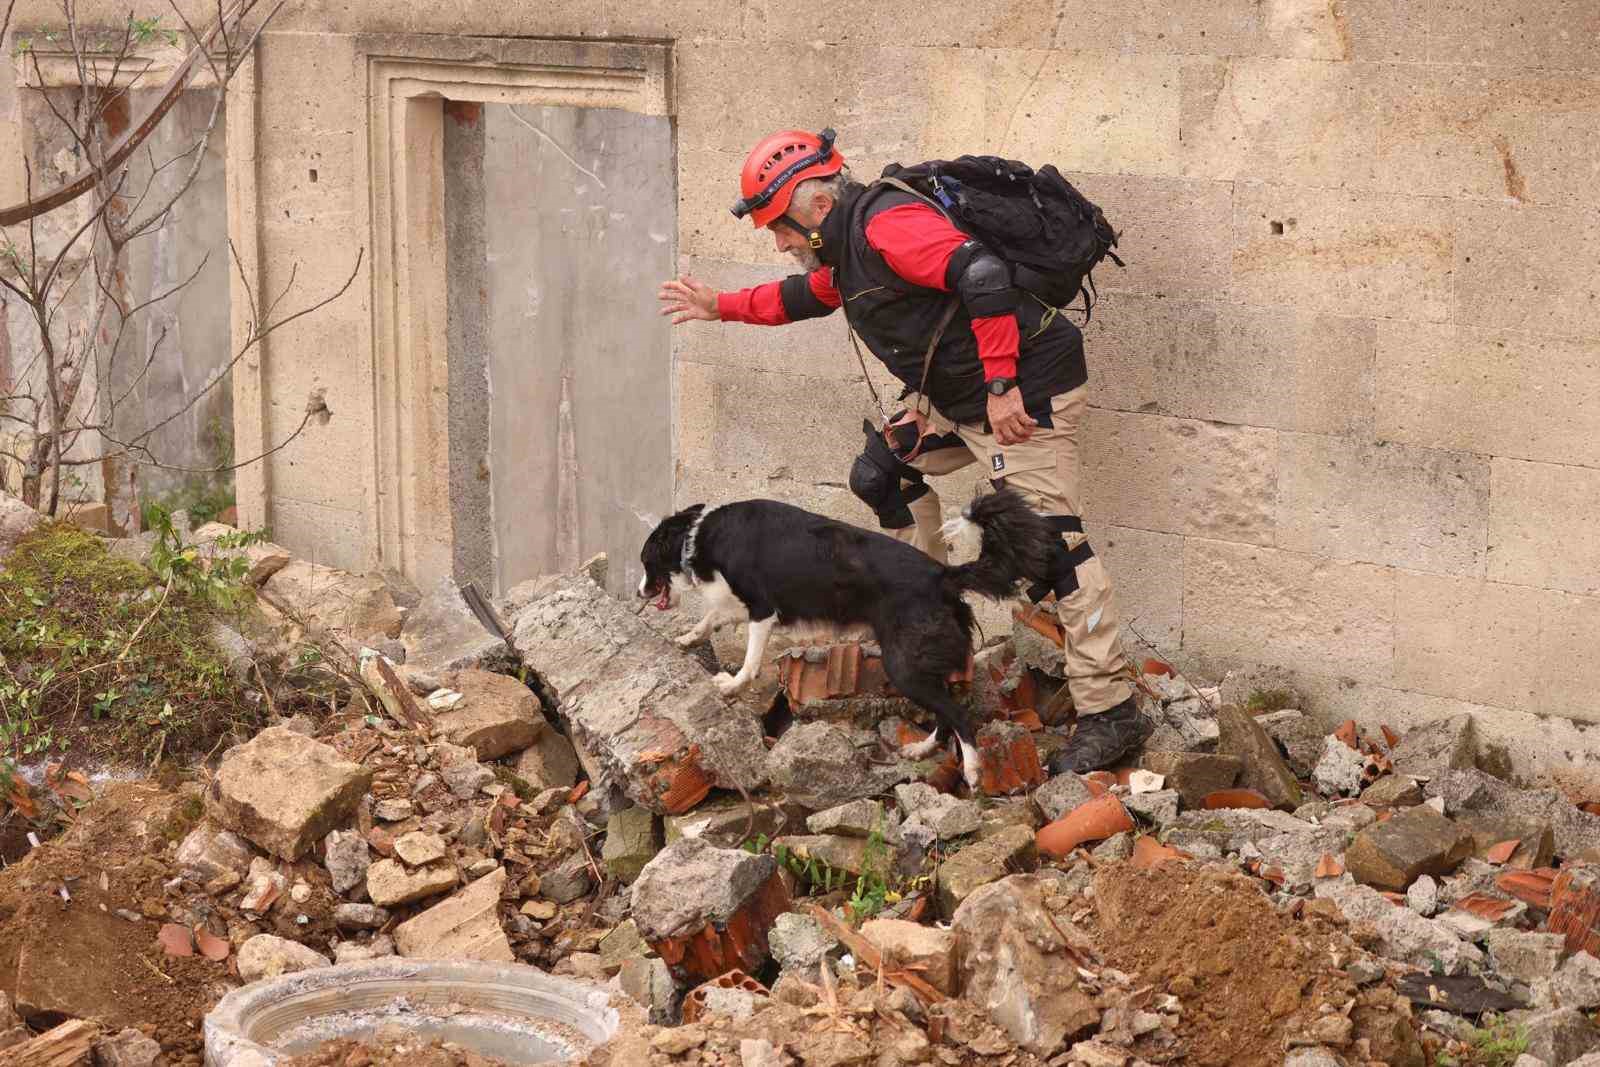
9, 1019, 99, 1067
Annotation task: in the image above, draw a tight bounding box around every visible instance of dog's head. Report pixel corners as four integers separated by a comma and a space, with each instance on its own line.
637, 504, 705, 610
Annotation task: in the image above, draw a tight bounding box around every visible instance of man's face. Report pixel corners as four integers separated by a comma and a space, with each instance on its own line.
768, 191, 833, 270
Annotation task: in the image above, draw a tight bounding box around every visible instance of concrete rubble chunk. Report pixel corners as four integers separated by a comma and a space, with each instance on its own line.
1282, 1050, 1345, 1067
602, 807, 662, 884
1406, 875, 1439, 917
1217, 702, 1302, 810
1430, 769, 1600, 860
511, 574, 768, 813
439, 750, 497, 800
323, 829, 371, 896
190, 522, 292, 586
1256, 825, 1351, 889
93, 1027, 163, 1067
1455, 812, 1557, 870
1388, 714, 1476, 780
366, 857, 459, 907
768, 722, 895, 812
768, 912, 839, 977
895, 782, 981, 840
807, 799, 895, 839
394, 831, 447, 868
333, 903, 390, 930
433, 669, 542, 760
956, 874, 1100, 1053
1125, 789, 1182, 828
1256, 709, 1328, 780
239, 856, 287, 913
1317, 882, 1484, 974
1363, 775, 1425, 808
540, 854, 594, 904
937, 824, 1037, 919
373, 798, 414, 822
393, 868, 513, 962
1139, 751, 1243, 809
1521, 1007, 1599, 1066
259, 559, 404, 643
617, 956, 677, 1025
206, 726, 372, 861
665, 795, 788, 849
1321, 804, 1379, 834
1165, 808, 1313, 854
1539, 950, 1600, 1011
597, 920, 647, 975
1032, 772, 1097, 824
512, 729, 580, 792
1313, 735, 1369, 798
237, 934, 331, 982
400, 579, 513, 677
175, 825, 255, 884
771, 834, 892, 878
1344, 805, 1475, 891
861, 918, 956, 995
0, 491, 43, 564
333, 936, 396, 964
1485, 929, 1566, 985
630, 838, 789, 983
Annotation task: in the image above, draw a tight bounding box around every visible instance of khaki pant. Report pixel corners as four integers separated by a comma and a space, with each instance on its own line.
892, 386, 1133, 715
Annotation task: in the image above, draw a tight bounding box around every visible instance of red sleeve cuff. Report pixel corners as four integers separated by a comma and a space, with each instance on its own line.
716, 282, 790, 326
973, 315, 1019, 380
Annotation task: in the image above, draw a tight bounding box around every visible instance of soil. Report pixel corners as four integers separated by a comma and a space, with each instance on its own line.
282, 1036, 515, 1067
1089, 861, 1422, 1067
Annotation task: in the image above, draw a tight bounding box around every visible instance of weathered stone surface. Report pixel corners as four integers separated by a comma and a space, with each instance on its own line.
1485, 929, 1566, 985
895, 782, 981, 840
394, 831, 447, 868
618, 956, 677, 1025
174, 824, 255, 884
957, 874, 1100, 1053
602, 807, 662, 884
0, 492, 42, 565
373, 798, 414, 822
1124, 789, 1182, 828
1453, 812, 1556, 870
333, 936, 396, 964
1317, 882, 1484, 974
1256, 709, 1330, 779
400, 579, 513, 677
937, 824, 1038, 919
93, 1027, 163, 1067
806, 799, 895, 839
1032, 773, 1097, 824
511, 575, 768, 813
1539, 950, 1600, 1011
665, 795, 788, 848
861, 918, 956, 995
1406, 875, 1439, 917
366, 858, 458, 907
597, 919, 648, 975
432, 669, 542, 759
513, 730, 581, 792
1166, 808, 1313, 854
1430, 769, 1600, 860
1345, 806, 1475, 891
631, 838, 788, 983
206, 727, 373, 861
1389, 715, 1476, 780
323, 829, 371, 896
438, 750, 496, 800
190, 522, 292, 586
1217, 702, 1302, 810
768, 723, 895, 811
540, 854, 595, 903
1521, 1008, 1599, 1066
1363, 776, 1425, 808
394, 868, 513, 962
259, 559, 403, 642
237, 934, 331, 981
1140, 751, 1244, 809
768, 912, 838, 976
1254, 825, 1351, 889
333, 903, 390, 930
1313, 735, 1368, 797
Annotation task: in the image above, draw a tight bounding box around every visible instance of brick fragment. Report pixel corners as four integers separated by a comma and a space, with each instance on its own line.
1549, 866, 1600, 957
976, 721, 1045, 797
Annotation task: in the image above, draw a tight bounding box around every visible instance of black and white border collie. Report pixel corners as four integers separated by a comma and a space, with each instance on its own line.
638, 490, 1057, 788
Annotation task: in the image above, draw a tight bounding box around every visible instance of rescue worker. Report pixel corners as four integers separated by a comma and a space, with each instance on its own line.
657, 129, 1149, 774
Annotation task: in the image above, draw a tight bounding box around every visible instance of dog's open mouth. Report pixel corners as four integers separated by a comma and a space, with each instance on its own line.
654, 589, 670, 611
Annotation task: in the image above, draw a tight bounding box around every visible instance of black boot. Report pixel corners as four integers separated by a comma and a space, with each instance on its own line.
1047, 696, 1152, 775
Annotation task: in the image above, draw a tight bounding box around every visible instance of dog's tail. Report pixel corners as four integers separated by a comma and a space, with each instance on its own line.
938, 488, 1058, 601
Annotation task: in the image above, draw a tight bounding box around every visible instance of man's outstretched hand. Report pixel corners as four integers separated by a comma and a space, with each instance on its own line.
987, 388, 1037, 446
658, 275, 720, 324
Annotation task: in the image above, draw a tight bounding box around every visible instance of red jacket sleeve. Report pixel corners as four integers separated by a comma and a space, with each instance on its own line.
865, 203, 1019, 381
716, 269, 840, 325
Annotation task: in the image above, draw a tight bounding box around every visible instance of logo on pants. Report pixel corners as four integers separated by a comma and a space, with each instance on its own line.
991, 454, 1006, 473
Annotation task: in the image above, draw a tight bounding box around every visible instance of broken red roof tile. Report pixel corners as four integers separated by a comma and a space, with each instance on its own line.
1012, 606, 1064, 646
1549, 867, 1600, 957
1451, 893, 1516, 921
1131, 836, 1185, 869
1316, 854, 1344, 879
1334, 720, 1360, 751
1141, 658, 1174, 677
1486, 840, 1520, 866
158, 923, 194, 957
1037, 794, 1134, 859
1380, 725, 1401, 749
1496, 869, 1558, 910
1202, 789, 1272, 810
976, 722, 1045, 797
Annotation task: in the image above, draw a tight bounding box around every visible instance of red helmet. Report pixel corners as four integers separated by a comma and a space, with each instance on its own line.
731, 128, 844, 228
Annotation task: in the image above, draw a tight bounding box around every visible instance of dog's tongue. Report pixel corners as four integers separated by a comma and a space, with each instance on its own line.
655, 589, 670, 611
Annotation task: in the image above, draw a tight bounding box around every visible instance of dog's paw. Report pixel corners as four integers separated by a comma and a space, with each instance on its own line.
674, 630, 701, 647
898, 729, 941, 761
712, 672, 746, 696
960, 739, 982, 792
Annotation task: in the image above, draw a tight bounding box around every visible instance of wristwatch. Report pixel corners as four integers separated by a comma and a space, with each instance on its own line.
987, 377, 1016, 396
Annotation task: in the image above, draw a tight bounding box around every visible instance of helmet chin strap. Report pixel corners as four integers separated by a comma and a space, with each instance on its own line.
774, 212, 824, 249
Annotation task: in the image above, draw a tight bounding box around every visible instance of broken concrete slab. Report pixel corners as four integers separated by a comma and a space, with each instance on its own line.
956, 874, 1100, 1053
259, 559, 404, 644
1139, 751, 1243, 810
400, 579, 514, 678
511, 575, 768, 813
1521, 1007, 1599, 1066
394, 831, 447, 868
1031, 772, 1096, 824
602, 807, 662, 884
767, 722, 898, 812
1363, 775, 1425, 808
1388, 714, 1476, 780
1256, 709, 1328, 779
92, 1027, 163, 1067
1538, 950, 1600, 1011
860, 918, 956, 995
333, 903, 390, 931
393, 868, 513, 962
937, 824, 1038, 919
512, 729, 580, 792
206, 726, 372, 861
1454, 812, 1556, 870
1345, 805, 1475, 892
1313, 734, 1368, 798
630, 838, 789, 983
1316, 882, 1484, 974
1124, 789, 1182, 828
366, 858, 459, 907
433, 669, 542, 759
1255, 825, 1351, 889
1485, 929, 1566, 985
1430, 769, 1600, 860
806, 799, 896, 840
1217, 702, 1302, 810
771, 835, 891, 878
237, 934, 331, 981
895, 782, 981, 840
768, 912, 839, 977
1165, 808, 1314, 854
174, 824, 255, 884
323, 829, 371, 896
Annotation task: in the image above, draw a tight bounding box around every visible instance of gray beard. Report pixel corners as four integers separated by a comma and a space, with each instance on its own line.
788, 246, 821, 271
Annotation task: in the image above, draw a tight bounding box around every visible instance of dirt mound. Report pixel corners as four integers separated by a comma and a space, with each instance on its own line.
1090, 862, 1423, 1067
283, 1036, 514, 1067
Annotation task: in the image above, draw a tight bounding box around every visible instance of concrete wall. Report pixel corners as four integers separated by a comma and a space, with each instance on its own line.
8, 0, 1598, 776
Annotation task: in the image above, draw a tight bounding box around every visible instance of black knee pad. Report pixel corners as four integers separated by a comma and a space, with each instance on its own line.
849, 419, 928, 529
1026, 534, 1097, 603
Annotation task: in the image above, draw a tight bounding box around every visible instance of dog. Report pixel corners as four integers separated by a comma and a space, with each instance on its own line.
637, 489, 1058, 788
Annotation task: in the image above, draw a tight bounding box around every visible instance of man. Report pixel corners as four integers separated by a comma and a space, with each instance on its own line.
657, 128, 1148, 774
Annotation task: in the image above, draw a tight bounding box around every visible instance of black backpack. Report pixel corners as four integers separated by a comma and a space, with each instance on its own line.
875, 155, 1124, 320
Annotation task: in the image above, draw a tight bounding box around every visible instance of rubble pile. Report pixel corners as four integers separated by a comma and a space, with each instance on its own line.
0, 503, 1597, 1066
